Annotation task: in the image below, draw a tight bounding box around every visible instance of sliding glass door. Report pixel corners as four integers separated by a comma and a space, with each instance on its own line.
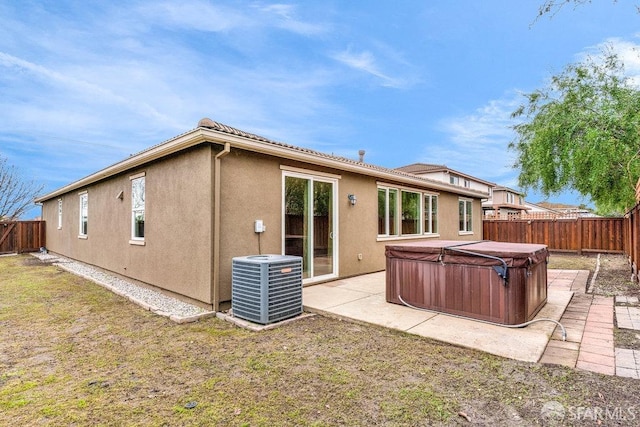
284, 173, 337, 281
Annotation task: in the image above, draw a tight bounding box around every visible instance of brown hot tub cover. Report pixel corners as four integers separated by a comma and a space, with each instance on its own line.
385, 240, 549, 325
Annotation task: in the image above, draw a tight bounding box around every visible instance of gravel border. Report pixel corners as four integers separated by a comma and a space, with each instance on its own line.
30, 252, 215, 323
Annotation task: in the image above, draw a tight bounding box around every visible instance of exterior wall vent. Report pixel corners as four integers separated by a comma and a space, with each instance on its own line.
231, 255, 303, 324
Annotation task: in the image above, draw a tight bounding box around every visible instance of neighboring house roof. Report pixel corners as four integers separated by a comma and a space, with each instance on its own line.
395, 163, 496, 187
492, 186, 525, 196
36, 119, 489, 203
534, 201, 590, 212
524, 201, 561, 214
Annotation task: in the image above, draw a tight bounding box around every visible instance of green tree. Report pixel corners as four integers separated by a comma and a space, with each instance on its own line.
509, 51, 640, 215
535, 1, 638, 20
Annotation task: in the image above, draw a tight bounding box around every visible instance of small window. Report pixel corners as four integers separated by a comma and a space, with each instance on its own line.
79, 192, 88, 237
424, 194, 438, 234
57, 199, 62, 229
450, 175, 459, 185
131, 176, 145, 240
378, 187, 398, 236
464, 179, 471, 188
459, 198, 473, 233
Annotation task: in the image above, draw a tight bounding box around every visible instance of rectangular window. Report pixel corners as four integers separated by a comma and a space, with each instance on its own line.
379, 186, 439, 238
464, 179, 471, 188
79, 192, 88, 237
401, 190, 420, 235
378, 188, 398, 236
459, 198, 473, 233
131, 175, 145, 241
450, 175, 459, 185
424, 194, 438, 234
57, 199, 62, 229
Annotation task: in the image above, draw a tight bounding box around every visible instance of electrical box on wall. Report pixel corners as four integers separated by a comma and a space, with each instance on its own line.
255, 220, 266, 233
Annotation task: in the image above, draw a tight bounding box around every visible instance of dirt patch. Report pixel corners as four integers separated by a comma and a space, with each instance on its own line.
548, 252, 598, 274
614, 328, 640, 351
2, 254, 640, 426
591, 254, 640, 297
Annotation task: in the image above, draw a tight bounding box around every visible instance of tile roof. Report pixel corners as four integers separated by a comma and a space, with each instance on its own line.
394, 163, 448, 174
196, 119, 463, 184
37, 118, 490, 202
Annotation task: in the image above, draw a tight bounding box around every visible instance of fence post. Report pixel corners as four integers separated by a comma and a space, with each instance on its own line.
577, 217, 583, 255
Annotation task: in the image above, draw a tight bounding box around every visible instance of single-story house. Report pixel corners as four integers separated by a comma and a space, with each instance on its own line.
36, 119, 489, 311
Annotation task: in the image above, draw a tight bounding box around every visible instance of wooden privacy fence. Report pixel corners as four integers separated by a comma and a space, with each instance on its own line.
626, 203, 640, 279
482, 217, 625, 254
0, 221, 46, 254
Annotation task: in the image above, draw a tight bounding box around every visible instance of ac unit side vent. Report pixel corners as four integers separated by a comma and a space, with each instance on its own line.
231, 255, 303, 325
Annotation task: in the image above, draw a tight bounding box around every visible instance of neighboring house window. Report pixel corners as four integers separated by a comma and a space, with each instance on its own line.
507, 193, 514, 204
378, 185, 439, 237
57, 199, 62, 229
378, 187, 398, 236
79, 192, 88, 237
459, 198, 473, 233
450, 175, 459, 185
424, 194, 438, 234
131, 174, 145, 241
463, 179, 471, 188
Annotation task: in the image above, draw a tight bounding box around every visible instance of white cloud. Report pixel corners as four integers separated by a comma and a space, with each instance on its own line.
332, 48, 408, 88
253, 3, 328, 36
138, 0, 250, 33
579, 37, 640, 85
430, 96, 520, 184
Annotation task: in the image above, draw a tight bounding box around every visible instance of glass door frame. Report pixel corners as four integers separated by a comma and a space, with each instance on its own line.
282, 170, 339, 284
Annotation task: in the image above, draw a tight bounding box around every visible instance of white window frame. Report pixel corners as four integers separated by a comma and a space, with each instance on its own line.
424, 194, 438, 235
450, 175, 459, 186
130, 172, 146, 245
378, 184, 440, 240
378, 186, 399, 237
463, 179, 471, 188
78, 191, 88, 239
57, 199, 62, 230
459, 198, 473, 235
281, 169, 340, 283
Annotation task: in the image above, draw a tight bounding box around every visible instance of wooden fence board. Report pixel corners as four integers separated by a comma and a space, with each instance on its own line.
482, 217, 625, 254
0, 221, 45, 254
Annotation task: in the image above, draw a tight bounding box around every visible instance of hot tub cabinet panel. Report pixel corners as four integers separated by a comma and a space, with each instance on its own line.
385, 240, 548, 325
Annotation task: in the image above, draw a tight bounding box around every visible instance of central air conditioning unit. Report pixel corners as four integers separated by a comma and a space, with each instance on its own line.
231, 255, 303, 324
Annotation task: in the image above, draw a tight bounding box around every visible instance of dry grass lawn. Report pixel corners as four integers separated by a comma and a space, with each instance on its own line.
2, 254, 640, 426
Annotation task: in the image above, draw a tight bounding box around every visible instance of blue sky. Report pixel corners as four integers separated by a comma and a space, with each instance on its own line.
2, 1, 640, 218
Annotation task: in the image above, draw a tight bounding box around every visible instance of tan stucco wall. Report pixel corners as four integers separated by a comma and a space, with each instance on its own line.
42, 145, 214, 306
214, 148, 484, 302
42, 141, 484, 307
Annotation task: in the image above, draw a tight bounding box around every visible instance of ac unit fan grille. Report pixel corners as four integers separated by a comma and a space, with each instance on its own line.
232, 255, 303, 324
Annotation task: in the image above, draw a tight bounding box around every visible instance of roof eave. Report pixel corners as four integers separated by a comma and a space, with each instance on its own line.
36, 127, 488, 202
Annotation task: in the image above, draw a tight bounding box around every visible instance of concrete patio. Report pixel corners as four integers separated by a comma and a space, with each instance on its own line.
303, 270, 575, 363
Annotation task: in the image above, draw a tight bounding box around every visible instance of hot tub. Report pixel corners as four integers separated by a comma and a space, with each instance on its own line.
385, 240, 548, 325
